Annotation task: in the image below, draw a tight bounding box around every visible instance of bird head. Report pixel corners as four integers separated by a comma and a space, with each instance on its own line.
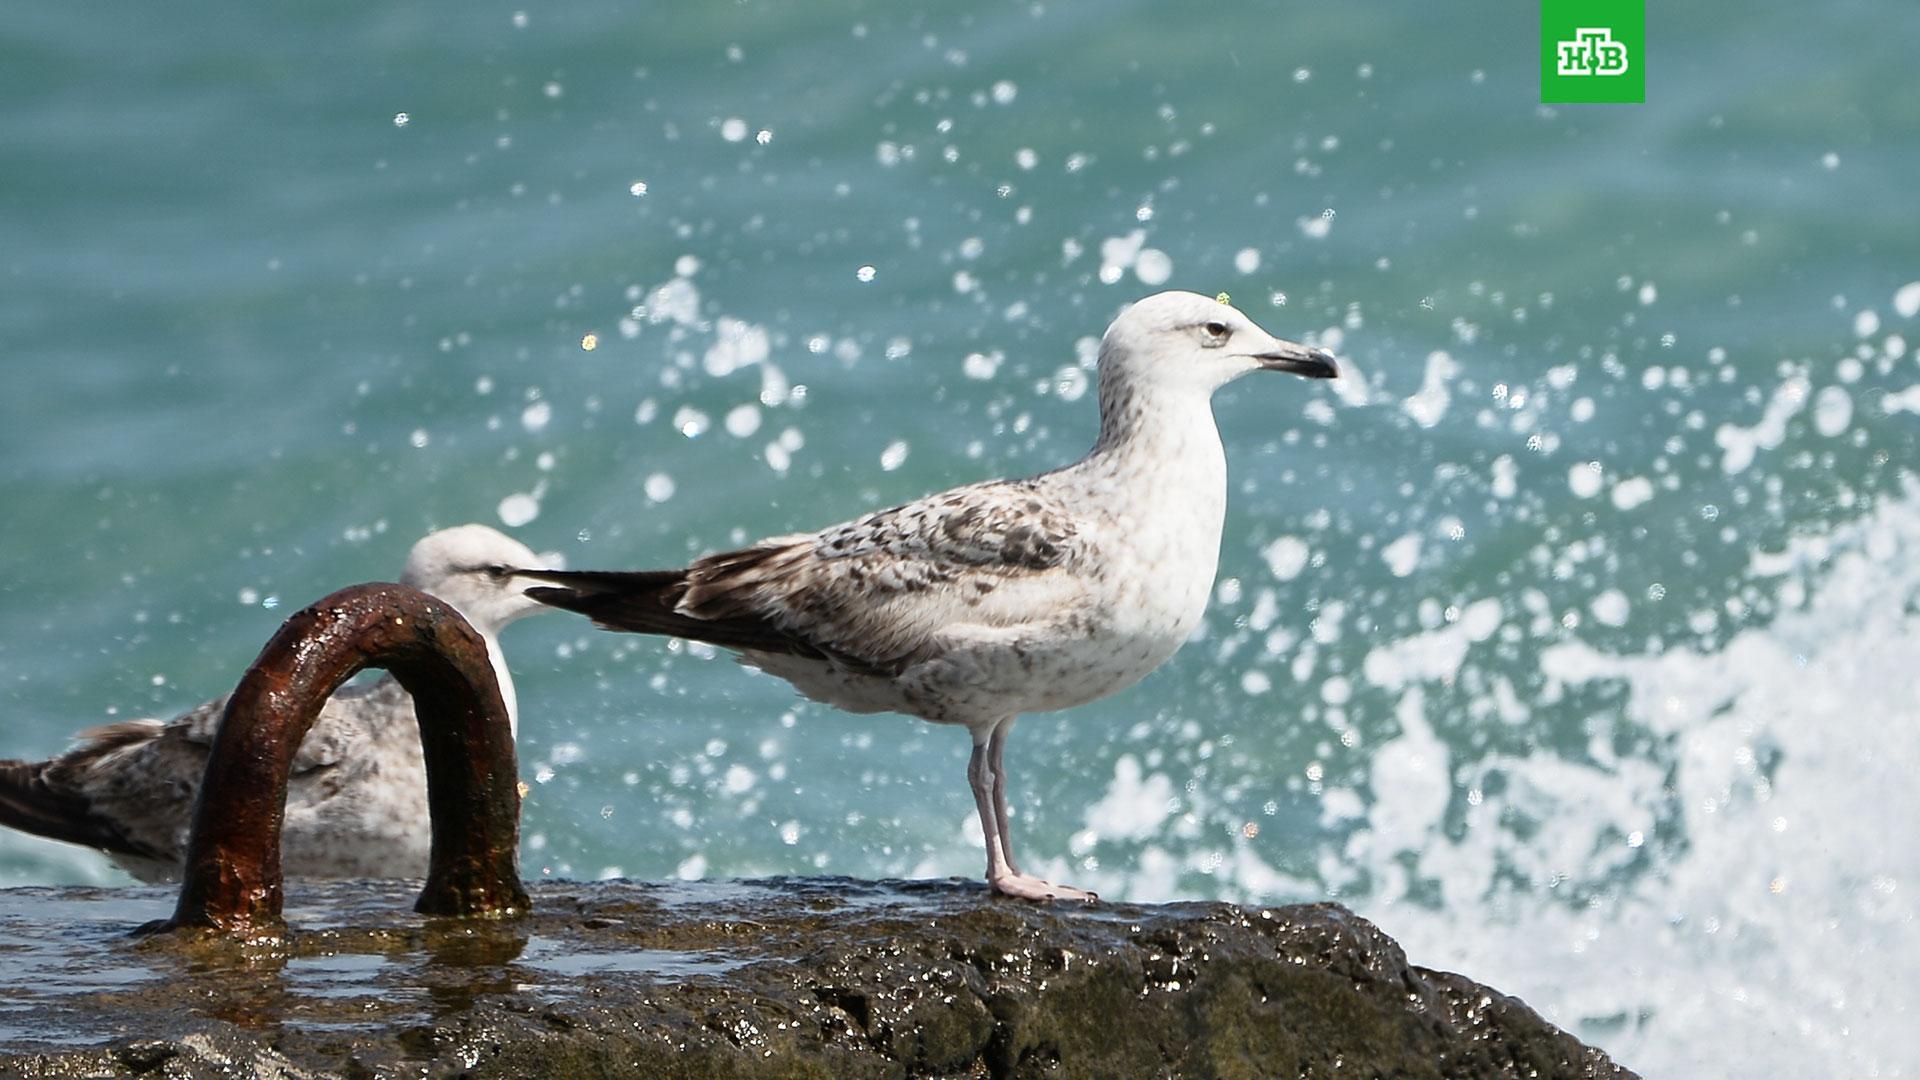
1098, 290, 1338, 397
399, 524, 550, 635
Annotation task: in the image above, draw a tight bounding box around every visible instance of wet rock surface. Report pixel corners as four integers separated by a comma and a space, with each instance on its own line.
0, 877, 1633, 1078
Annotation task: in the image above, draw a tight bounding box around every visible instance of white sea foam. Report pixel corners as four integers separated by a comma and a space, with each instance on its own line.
1376, 486, 1920, 1075
1401, 483, 1920, 1078
1716, 376, 1809, 474
1261, 536, 1311, 581
1048, 480, 1920, 1077
702, 318, 770, 376
0, 833, 133, 886
1082, 755, 1176, 841
1361, 597, 1501, 690
1381, 533, 1422, 577
1402, 350, 1459, 428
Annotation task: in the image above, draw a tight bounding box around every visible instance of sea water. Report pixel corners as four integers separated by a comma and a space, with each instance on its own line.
2, 3, 1916, 1074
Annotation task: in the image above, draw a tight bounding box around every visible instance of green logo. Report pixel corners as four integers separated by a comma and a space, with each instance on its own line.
1541, 0, 1644, 103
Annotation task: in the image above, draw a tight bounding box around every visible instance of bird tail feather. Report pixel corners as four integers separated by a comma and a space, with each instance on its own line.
0, 757, 149, 856
518, 565, 825, 659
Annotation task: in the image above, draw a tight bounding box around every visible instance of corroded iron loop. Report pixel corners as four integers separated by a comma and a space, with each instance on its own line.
157, 582, 530, 936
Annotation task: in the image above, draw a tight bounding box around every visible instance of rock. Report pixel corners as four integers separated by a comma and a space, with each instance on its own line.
0, 877, 1633, 1078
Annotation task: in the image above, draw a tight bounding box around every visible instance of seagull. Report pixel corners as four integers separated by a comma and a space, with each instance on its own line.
520, 291, 1337, 901
0, 524, 550, 883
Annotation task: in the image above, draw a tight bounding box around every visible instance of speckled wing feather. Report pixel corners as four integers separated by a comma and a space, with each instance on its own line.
527, 477, 1089, 674
163, 679, 389, 775
0, 741, 160, 859
0, 679, 405, 864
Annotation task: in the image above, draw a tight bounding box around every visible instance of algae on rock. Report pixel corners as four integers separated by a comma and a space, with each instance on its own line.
0, 877, 1634, 1079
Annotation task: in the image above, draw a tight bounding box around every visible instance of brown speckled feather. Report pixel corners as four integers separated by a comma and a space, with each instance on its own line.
0, 735, 162, 859
525, 477, 1087, 677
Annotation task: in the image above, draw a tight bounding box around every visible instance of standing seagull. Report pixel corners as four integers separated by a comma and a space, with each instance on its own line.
521, 291, 1337, 900
0, 524, 549, 882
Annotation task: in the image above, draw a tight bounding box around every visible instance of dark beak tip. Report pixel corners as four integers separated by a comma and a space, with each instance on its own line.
1254, 346, 1339, 379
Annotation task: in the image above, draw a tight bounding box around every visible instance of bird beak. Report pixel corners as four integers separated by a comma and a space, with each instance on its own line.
1251, 340, 1340, 380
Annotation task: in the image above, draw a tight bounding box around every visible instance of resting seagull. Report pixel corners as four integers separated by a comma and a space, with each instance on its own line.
0, 524, 548, 883
521, 291, 1338, 900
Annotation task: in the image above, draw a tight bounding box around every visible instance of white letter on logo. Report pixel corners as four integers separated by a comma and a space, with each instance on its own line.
1557, 39, 1589, 76
1594, 37, 1629, 75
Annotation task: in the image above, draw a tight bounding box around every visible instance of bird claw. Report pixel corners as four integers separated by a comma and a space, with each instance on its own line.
989, 872, 1099, 903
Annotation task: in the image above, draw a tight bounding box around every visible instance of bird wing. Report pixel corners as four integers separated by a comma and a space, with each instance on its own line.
167, 679, 398, 775
6, 678, 412, 862
0, 735, 166, 859
527, 478, 1091, 674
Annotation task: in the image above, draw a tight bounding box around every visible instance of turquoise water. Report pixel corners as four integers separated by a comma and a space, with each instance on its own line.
4, 3, 1919, 1073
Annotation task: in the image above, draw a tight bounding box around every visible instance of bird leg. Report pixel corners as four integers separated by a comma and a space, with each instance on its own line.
988, 720, 1023, 877
969, 722, 1096, 902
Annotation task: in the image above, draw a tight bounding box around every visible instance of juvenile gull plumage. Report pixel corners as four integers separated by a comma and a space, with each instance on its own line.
522, 291, 1337, 900
0, 524, 548, 883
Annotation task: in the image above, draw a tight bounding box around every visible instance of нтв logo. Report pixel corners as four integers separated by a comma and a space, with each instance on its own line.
1556, 28, 1629, 76
1540, 0, 1644, 103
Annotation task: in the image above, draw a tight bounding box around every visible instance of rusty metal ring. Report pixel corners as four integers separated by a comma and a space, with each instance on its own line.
152, 582, 529, 937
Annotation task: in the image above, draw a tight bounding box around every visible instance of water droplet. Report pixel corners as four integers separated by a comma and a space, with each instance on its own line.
724, 404, 762, 438
673, 406, 710, 438
1054, 365, 1089, 401
498, 492, 540, 527
1134, 248, 1173, 286
392, 112, 410, 128
963, 351, 1003, 380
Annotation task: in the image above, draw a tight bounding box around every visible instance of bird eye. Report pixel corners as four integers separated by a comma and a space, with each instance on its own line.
484, 564, 510, 580
1201, 320, 1231, 346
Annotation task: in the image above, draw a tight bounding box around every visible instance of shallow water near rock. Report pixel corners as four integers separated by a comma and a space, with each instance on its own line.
0, 877, 1629, 1078
0, 880, 759, 1049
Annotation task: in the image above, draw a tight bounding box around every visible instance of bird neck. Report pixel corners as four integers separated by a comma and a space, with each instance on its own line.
1090, 372, 1222, 465
1081, 373, 1228, 524
479, 629, 519, 739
